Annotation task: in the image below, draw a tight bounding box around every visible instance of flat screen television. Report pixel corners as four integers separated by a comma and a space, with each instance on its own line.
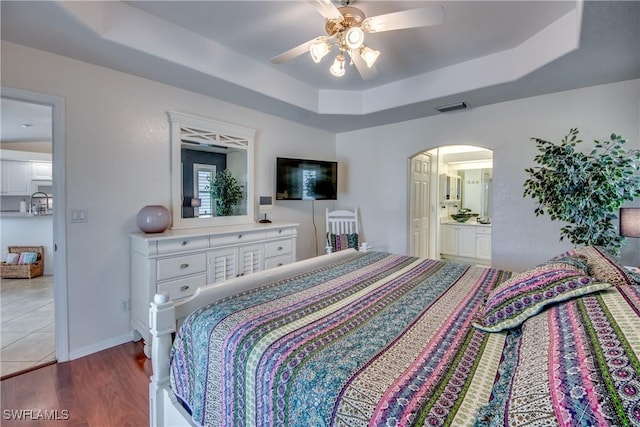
276, 157, 337, 200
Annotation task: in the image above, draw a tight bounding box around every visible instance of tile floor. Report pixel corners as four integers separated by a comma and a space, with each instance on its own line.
1, 275, 55, 377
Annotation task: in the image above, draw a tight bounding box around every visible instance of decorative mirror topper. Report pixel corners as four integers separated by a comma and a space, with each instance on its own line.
168, 111, 255, 229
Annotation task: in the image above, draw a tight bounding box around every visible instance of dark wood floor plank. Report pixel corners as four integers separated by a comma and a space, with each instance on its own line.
1, 341, 151, 427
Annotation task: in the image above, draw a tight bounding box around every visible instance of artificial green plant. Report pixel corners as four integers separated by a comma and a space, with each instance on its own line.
209, 169, 243, 216
523, 128, 640, 255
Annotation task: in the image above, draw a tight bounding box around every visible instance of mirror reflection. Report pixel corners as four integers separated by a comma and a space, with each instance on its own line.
169, 111, 255, 229
458, 168, 493, 218
181, 143, 247, 219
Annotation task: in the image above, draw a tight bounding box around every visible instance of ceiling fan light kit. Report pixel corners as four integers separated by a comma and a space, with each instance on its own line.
271, 1, 445, 80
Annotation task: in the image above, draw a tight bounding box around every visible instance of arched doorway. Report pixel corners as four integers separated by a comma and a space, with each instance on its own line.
408, 145, 493, 263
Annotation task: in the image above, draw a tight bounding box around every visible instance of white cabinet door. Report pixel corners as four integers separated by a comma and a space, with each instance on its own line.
31, 162, 52, 180
208, 248, 238, 283
441, 225, 459, 255
475, 228, 492, 260
238, 244, 263, 277
1, 161, 31, 195
458, 226, 476, 258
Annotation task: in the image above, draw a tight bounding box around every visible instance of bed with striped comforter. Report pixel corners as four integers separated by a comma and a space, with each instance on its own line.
168, 250, 640, 426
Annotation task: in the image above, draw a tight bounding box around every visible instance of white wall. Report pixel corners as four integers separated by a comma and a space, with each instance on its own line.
1, 41, 336, 358
336, 79, 640, 271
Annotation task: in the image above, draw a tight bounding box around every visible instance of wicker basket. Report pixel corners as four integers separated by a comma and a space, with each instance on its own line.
0, 246, 45, 279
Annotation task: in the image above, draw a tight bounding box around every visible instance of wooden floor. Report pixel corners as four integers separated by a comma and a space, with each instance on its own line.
1, 341, 151, 426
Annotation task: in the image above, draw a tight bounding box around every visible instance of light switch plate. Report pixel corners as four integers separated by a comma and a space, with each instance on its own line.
70, 209, 88, 223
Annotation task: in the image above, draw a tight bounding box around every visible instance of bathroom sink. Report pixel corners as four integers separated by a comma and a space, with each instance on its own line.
450, 214, 472, 222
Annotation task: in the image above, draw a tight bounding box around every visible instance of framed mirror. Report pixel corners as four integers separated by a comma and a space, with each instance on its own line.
169, 111, 255, 229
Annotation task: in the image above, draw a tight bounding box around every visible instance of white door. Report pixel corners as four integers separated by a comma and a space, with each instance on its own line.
410, 153, 430, 258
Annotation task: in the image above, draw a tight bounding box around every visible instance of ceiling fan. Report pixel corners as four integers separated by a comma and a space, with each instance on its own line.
271, 0, 446, 79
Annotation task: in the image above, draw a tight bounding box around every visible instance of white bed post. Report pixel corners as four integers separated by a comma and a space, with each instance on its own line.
149, 293, 175, 427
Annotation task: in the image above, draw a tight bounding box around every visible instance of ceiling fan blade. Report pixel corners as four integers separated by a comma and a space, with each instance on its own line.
350, 50, 377, 80
271, 37, 324, 64
308, 0, 343, 21
363, 5, 445, 33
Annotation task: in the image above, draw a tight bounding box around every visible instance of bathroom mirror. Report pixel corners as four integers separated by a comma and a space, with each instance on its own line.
459, 168, 493, 217
169, 111, 255, 229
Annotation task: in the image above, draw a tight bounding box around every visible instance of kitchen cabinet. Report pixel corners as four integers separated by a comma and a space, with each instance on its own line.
31, 161, 52, 180
130, 222, 297, 356
440, 223, 491, 263
0, 160, 31, 195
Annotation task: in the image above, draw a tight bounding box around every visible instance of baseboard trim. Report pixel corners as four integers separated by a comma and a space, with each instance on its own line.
68, 332, 134, 360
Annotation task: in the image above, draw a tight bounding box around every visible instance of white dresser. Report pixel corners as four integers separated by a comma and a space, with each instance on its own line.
130, 222, 298, 356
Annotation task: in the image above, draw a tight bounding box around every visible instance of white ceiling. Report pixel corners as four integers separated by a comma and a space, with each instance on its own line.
1, 98, 52, 142
1, 1, 639, 132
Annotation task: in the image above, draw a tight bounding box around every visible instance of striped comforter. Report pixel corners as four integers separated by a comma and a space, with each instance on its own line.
170, 252, 512, 426
476, 284, 640, 426
169, 251, 640, 426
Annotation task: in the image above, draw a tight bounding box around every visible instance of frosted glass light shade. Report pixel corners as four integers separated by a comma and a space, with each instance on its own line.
330, 54, 346, 77
310, 40, 330, 63
345, 27, 364, 49
360, 46, 380, 68
620, 207, 640, 238
137, 205, 171, 233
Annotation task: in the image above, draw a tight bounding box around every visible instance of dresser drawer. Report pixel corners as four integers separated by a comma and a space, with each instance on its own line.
157, 253, 207, 281
265, 227, 296, 239
157, 274, 207, 301
157, 236, 209, 255
264, 239, 293, 258
264, 254, 293, 269
210, 231, 266, 247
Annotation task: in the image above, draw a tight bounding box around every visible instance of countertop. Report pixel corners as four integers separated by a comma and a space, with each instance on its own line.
1, 211, 53, 218
441, 218, 492, 227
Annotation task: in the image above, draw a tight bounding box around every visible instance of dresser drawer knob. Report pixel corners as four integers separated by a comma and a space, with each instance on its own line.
277, 263, 283, 267
278, 229, 283, 234
181, 241, 188, 246
180, 263, 189, 269
180, 285, 189, 291
277, 246, 283, 251
238, 234, 242, 239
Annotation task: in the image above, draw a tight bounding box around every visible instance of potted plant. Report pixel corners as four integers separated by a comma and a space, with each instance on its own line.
523, 128, 640, 255
209, 169, 243, 216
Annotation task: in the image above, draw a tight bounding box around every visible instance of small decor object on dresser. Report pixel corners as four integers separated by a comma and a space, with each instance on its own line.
136, 205, 171, 233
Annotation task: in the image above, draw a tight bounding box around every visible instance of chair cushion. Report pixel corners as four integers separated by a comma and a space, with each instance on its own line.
327, 232, 359, 252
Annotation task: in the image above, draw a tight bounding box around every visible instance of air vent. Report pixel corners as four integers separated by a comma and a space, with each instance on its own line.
436, 102, 467, 113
